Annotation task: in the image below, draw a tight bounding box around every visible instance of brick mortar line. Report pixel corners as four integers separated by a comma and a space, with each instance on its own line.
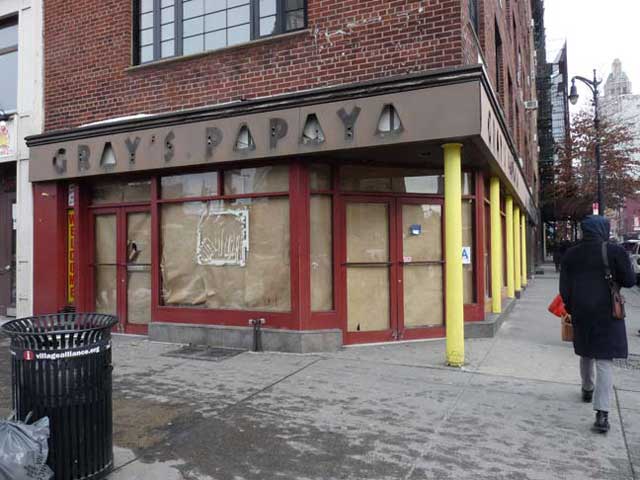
217, 357, 324, 416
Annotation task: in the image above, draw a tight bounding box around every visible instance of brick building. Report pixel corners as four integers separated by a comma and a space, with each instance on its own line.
27, 0, 540, 359
601, 59, 640, 240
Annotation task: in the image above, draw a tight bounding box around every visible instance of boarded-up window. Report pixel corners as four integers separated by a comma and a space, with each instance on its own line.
223, 166, 289, 194
484, 202, 491, 300
340, 166, 473, 195
311, 195, 333, 311
94, 214, 117, 315
91, 179, 151, 204
161, 172, 218, 199
462, 200, 475, 304
161, 197, 290, 311
310, 164, 331, 191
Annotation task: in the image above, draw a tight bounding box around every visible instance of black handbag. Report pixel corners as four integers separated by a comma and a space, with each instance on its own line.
602, 242, 626, 320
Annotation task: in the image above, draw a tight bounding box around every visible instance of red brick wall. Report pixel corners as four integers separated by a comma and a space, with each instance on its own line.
44, 0, 466, 132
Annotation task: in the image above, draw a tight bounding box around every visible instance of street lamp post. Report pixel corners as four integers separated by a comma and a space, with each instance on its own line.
568, 69, 604, 216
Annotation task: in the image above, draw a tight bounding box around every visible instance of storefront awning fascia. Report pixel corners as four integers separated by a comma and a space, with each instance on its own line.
26, 65, 535, 220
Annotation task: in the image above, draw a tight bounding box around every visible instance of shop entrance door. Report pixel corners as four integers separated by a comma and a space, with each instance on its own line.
341, 197, 444, 344
91, 208, 152, 334
0, 191, 16, 317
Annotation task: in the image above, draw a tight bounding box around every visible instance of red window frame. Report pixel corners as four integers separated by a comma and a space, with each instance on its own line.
60, 161, 488, 339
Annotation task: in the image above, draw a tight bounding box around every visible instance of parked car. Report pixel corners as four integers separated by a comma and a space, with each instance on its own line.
622, 240, 640, 284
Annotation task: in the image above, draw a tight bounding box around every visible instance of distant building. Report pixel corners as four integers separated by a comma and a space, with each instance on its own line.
550, 47, 571, 148
601, 59, 640, 239
535, 32, 570, 253
601, 60, 640, 146
619, 198, 640, 240
0, 2, 43, 318
604, 59, 632, 98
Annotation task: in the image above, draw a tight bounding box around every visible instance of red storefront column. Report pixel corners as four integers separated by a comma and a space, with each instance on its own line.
33, 182, 67, 315
289, 162, 311, 330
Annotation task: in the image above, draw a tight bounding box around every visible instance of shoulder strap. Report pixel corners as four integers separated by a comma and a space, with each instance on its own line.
602, 242, 612, 279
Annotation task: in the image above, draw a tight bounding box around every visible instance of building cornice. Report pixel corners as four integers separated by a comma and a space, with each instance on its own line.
28, 65, 486, 147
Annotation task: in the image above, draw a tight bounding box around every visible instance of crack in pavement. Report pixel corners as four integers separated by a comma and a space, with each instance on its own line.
616, 387, 638, 480
402, 310, 505, 480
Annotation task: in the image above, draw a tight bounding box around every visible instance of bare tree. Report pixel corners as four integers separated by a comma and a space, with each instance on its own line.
550, 109, 640, 219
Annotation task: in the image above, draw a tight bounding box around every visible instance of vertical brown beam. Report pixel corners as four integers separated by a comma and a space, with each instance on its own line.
289, 161, 311, 330
75, 182, 90, 312
150, 177, 160, 324
475, 170, 486, 315
0, 185, 10, 314
33, 182, 67, 314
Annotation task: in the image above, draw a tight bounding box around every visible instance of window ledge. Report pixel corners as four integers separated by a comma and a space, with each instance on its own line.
126, 29, 310, 72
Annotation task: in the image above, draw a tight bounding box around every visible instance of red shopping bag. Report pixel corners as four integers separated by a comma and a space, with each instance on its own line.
548, 294, 572, 342
548, 294, 567, 318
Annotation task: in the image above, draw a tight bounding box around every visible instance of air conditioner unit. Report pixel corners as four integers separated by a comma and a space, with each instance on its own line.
524, 100, 539, 110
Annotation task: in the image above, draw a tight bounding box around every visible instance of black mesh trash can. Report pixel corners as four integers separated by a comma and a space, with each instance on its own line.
1, 313, 119, 480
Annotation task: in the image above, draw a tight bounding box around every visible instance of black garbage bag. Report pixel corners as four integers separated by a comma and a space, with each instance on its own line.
0, 416, 53, 480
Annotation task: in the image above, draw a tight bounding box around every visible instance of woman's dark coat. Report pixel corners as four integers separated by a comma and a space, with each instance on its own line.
560, 216, 636, 359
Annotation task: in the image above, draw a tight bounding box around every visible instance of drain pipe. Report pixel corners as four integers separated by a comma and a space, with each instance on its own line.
249, 318, 266, 352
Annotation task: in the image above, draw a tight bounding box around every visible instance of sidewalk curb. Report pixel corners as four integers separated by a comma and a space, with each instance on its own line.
464, 294, 519, 339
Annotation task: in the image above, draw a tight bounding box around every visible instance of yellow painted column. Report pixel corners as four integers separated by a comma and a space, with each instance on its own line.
443, 143, 464, 367
505, 196, 515, 298
521, 212, 528, 287
490, 177, 502, 313
514, 206, 522, 293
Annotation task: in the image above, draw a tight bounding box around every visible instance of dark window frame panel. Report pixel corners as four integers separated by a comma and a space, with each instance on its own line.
134, 0, 307, 64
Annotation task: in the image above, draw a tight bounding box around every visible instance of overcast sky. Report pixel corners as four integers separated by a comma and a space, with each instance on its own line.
544, 0, 640, 111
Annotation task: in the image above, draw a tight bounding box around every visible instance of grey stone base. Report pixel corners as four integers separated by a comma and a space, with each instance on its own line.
464, 297, 517, 339
149, 322, 343, 353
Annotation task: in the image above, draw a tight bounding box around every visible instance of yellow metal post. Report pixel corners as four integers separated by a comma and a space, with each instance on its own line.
514, 206, 522, 293
505, 196, 515, 298
521, 212, 528, 287
443, 143, 464, 367
490, 177, 502, 313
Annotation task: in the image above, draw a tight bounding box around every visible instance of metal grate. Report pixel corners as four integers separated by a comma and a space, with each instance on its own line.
614, 354, 640, 370
162, 345, 245, 362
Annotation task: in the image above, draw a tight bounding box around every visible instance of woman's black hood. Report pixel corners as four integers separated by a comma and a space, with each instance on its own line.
581, 215, 610, 242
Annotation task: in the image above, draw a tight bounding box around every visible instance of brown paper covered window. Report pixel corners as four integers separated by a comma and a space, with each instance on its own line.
311, 195, 333, 311
161, 197, 290, 311
462, 199, 475, 304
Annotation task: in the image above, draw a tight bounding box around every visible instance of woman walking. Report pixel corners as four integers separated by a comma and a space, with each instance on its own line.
560, 215, 636, 433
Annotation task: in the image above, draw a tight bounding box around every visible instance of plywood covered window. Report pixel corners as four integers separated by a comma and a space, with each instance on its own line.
340, 166, 473, 195
91, 179, 152, 204
309, 164, 333, 312
160, 166, 290, 311
462, 199, 475, 304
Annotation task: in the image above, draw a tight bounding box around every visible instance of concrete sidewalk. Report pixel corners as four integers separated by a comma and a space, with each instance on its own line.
1, 267, 639, 479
